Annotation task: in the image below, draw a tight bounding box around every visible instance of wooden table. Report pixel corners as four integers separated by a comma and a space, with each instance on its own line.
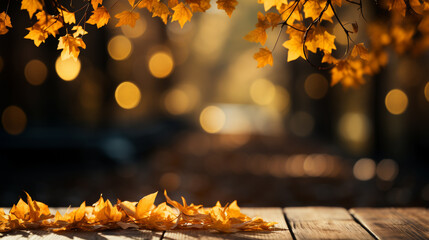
1, 207, 428, 239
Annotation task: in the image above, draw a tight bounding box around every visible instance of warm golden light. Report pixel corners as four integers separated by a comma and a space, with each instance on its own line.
25, 59, 47, 86
164, 89, 190, 115
333, 23, 348, 45
148, 52, 174, 78
1, 105, 27, 135
250, 78, 276, 105
115, 81, 141, 109
338, 112, 370, 143
55, 57, 81, 81
121, 18, 146, 38
304, 73, 329, 99
271, 86, 290, 113
385, 89, 408, 115
290, 111, 314, 137
353, 158, 376, 181
424, 82, 429, 102
108, 35, 132, 61
200, 106, 226, 134
376, 159, 398, 181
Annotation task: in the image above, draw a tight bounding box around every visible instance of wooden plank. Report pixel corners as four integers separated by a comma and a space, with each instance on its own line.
284, 207, 374, 240
350, 208, 429, 240
0, 208, 162, 240
162, 207, 292, 240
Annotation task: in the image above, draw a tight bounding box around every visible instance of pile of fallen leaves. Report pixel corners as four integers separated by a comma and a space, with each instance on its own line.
0, 191, 276, 233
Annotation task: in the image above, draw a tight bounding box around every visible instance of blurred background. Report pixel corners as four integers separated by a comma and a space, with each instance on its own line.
0, 0, 428, 208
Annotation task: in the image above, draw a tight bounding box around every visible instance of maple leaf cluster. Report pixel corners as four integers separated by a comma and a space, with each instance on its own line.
0, 191, 276, 233
245, 0, 429, 88
0, 0, 238, 61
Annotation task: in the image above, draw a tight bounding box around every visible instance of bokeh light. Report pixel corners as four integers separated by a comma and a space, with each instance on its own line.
338, 112, 370, 143
271, 86, 290, 113
121, 18, 146, 38
200, 106, 226, 133
250, 78, 276, 105
159, 172, 181, 191
24, 59, 48, 86
376, 159, 399, 181
353, 158, 376, 181
115, 81, 141, 109
1, 105, 27, 135
424, 82, 429, 102
108, 35, 133, 61
164, 89, 190, 115
148, 51, 174, 78
385, 89, 408, 115
55, 57, 81, 81
290, 111, 314, 137
304, 73, 329, 99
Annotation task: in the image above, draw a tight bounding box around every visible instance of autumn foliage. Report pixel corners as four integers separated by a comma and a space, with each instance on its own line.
1, 0, 429, 86
0, 191, 276, 233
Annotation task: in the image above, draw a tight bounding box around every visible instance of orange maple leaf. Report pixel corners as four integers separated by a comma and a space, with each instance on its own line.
283, 35, 307, 61
305, 27, 336, 54
244, 27, 267, 45
216, 0, 238, 17
351, 43, 369, 60
21, 0, 43, 18
303, 0, 334, 23
188, 0, 211, 12
24, 27, 48, 46
171, 2, 193, 28
57, 34, 86, 60
152, 2, 171, 24
0, 12, 12, 35
91, 0, 103, 10
115, 11, 140, 27
254, 47, 273, 68
86, 6, 110, 28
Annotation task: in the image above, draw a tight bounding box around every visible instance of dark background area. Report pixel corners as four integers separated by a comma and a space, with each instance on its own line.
0, 0, 428, 208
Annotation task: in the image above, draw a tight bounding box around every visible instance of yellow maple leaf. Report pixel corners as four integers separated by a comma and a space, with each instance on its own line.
305, 27, 336, 54
24, 27, 49, 46
216, 0, 238, 17
72, 26, 88, 38
303, 0, 334, 23
168, 0, 179, 8
0, 12, 12, 35
259, 0, 286, 11
91, 0, 103, 10
115, 10, 140, 27
244, 27, 267, 45
34, 11, 63, 37
152, 2, 171, 24
57, 34, 86, 60
331, 59, 365, 87
86, 6, 110, 28
254, 47, 273, 68
172, 2, 193, 28
283, 36, 306, 61
59, 9, 76, 24
137, 0, 157, 10
278, 1, 303, 24
321, 52, 338, 64
21, 0, 43, 18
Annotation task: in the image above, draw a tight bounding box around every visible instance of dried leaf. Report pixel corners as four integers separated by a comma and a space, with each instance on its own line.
171, 3, 193, 28
115, 11, 140, 27
216, 0, 238, 17
86, 6, 110, 28
254, 47, 273, 68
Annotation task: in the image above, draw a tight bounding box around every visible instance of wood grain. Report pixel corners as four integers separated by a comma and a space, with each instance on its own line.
350, 208, 429, 240
162, 208, 292, 240
284, 207, 374, 240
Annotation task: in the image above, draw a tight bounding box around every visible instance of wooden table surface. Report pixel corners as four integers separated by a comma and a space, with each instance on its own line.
1, 207, 428, 239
